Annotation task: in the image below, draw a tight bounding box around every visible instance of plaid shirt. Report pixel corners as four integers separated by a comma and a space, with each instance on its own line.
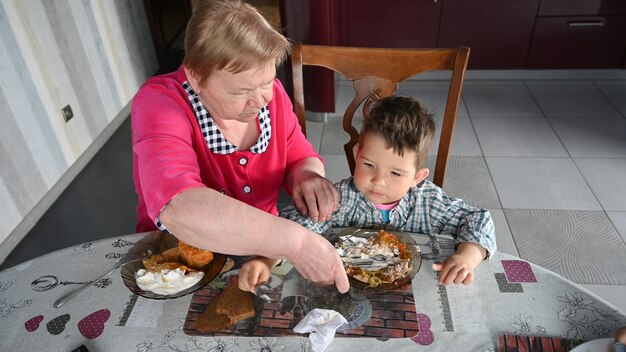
280, 177, 497, 259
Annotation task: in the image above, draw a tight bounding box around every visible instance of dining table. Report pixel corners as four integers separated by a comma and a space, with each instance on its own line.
0, 228, 624, 352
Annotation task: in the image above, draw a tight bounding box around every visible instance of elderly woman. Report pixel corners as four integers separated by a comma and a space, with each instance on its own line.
131, 0, 349, 293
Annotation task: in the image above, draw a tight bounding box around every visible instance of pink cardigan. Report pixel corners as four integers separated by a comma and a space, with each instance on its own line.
131, 67, 319, 232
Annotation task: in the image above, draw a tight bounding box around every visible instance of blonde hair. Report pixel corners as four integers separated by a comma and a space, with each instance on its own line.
361, 95, 436, 169
183, 0, 291, 86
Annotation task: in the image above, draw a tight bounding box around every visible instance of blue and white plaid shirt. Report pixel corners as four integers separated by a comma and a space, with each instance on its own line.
280, 177, 497, 259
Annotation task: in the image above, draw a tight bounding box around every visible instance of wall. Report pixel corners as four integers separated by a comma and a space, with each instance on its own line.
0, 0, 158, 261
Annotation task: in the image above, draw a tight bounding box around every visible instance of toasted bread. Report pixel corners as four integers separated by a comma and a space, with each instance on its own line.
215, 284, 256, 323
195, 284, 256, 333
195, 299, 231, 333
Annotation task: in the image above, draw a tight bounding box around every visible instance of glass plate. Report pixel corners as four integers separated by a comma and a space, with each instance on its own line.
329, 226, 422, 291
120, 231, 227, 299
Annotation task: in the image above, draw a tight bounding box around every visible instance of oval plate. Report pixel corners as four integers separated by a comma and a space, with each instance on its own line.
120, 231, 227, 299
331, 226, 422, 291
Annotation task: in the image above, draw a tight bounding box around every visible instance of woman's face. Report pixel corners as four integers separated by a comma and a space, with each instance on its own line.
193, 61, 276, 123
353, 132, 428, 205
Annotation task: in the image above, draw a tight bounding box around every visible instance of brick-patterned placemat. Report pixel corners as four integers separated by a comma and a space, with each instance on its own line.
183, 281, 420, 338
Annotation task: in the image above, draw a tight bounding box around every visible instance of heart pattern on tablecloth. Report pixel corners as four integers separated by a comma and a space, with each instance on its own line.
78, 309, 110, 339
47, 314, 70, 335
502, 260, 537, 283
411, 313, 434, 345
25, 315, 44, 332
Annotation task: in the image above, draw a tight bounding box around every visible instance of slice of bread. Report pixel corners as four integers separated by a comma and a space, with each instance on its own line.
195, 300, 231, 333
195, 284, 256, 333
215, 284, 256, 323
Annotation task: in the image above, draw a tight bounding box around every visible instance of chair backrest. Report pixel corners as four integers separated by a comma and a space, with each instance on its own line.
290, 44, 470, 188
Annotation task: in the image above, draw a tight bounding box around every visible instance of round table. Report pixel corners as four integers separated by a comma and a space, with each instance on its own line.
1, 231, 624, 351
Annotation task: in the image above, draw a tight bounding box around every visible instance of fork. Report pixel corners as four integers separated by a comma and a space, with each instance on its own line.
53, 251, 148, 308
253, 280, 275, 302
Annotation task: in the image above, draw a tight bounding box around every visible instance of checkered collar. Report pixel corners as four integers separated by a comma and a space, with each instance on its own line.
182, 81, 271, 154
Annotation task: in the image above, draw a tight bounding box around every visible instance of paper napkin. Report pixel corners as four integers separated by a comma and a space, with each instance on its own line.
293, 308, 348, 352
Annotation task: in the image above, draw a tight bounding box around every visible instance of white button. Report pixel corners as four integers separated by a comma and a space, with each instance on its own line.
243, 186, 251, 194
239, 158, 247, 166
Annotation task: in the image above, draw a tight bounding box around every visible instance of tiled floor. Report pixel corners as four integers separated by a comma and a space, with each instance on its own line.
2, 73, 625, 313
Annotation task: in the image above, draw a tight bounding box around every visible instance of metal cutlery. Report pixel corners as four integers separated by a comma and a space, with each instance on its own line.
53, 251, 149, 308
253, 280, 275, 302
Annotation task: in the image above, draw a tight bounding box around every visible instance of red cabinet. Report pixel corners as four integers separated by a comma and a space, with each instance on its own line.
527, 16, 626, 69
538, 0, 626, 16
438, 0, 540, 69
528, 0, 626, 69
339, 0, 440, 48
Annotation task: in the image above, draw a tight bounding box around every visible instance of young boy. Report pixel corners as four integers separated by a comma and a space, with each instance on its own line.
238, 95, 496, 292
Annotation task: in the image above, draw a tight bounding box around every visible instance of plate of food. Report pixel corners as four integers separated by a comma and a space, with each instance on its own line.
121, 231, 227, 299
331, 226, 421, 290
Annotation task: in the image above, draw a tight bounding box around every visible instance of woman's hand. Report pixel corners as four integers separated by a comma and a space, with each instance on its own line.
289, 231, 350, 293
291, 171, 339, 222
432, 242, 486, 285
288, 158, 339, 222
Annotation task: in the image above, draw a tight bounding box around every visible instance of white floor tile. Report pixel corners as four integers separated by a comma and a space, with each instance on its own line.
396, 80, 470, 117
594, 80, 626, 116
319, 119, 352, 155
580, 284, 626, 314
427, 156, 501, 209
486, 157, 602, 210
489, 209, 518, 257
575, 158, 626, 211
548, 117, 626, 158
334, 84, 364, 120
304, 120, 323, 152
462, 84, 543, 118
430, 117, 482, 157
473, 116, 568, 157
320, 154, 351, 184
607, 211, 626, 243
527, 81, 622, 117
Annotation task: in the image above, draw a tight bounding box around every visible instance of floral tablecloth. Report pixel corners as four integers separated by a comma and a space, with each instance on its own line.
0, 231, 624, 352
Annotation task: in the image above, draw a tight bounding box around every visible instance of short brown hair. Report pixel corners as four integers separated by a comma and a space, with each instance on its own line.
183, 0, 291, 86
361, 95, 435, 169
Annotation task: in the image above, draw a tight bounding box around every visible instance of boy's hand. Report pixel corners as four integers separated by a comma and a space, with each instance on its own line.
431, 242, 486, 285
238, 257, 278, 293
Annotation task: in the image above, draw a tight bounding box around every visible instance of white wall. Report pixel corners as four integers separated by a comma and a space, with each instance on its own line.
0, 0, 158, 260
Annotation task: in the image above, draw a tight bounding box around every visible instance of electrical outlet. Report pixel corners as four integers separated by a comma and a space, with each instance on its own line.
61, 105, 74, 122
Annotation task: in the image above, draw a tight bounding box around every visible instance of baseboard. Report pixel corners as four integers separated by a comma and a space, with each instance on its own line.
0, 102, 132, 264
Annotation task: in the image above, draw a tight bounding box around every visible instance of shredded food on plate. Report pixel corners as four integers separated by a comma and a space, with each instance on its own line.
335, 229, 413, 287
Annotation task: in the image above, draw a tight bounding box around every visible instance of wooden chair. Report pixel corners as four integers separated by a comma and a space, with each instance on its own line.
290, 44, 470, 188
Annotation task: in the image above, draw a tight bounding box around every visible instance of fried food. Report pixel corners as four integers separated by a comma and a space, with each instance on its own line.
178, 240, 214, 269
142, 247, 181, 271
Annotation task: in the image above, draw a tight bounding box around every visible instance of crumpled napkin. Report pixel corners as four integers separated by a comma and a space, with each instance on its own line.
293, 308, 348, 352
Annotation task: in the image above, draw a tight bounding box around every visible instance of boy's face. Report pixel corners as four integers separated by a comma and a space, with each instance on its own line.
353, 133, 429, 205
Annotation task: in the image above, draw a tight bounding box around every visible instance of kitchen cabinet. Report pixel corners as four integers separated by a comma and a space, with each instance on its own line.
339, 0, 440, 48
537, 0, 626, 16
528, 0, 626, 68
438, 0, 540, 69
527, 16, 626, 69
